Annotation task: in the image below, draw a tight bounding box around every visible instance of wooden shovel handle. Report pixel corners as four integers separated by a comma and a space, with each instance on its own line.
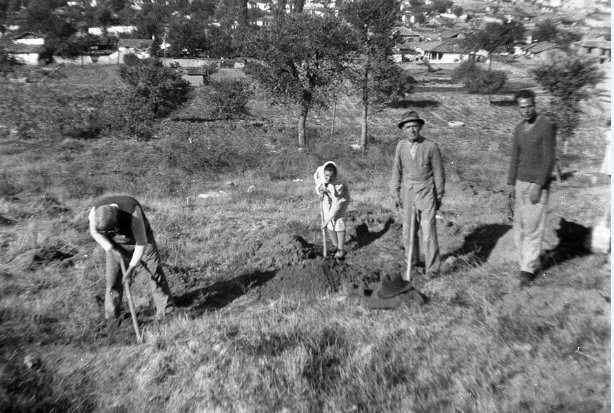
120, 259, 142, 343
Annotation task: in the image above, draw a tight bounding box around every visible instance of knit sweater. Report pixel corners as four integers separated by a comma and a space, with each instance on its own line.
507, 115, 556, 187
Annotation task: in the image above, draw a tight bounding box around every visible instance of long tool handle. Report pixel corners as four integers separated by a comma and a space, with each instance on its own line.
405, 208, 416, 281
320, 200, 327, 257
120, 260, 142, 343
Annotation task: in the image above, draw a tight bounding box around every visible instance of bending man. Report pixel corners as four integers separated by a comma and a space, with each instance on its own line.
89, 195, 175, 323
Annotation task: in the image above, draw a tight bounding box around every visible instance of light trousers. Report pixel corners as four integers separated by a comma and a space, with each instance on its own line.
513, 180, 549, 274
402, 193, 440, 276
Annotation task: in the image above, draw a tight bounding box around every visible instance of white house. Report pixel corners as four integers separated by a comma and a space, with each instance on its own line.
415, 38, 472, 63
88, 26, 137, 36
2, 42, 43, 65
12, 32, 45, 45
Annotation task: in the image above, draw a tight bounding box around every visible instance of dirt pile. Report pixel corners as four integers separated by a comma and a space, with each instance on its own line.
250, 257, 373, 301
252, 233, 318, 270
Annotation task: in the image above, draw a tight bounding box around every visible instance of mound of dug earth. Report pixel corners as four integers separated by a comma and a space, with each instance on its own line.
250, 256, 374, 302
252, 233, 318, 271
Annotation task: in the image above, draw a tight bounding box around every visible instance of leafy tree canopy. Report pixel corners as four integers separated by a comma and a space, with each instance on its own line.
245, 14, 352, 109
166, 16, 209, 57
531, 56, 604, 145
119, 57, 191, 117
532, 19, 581, 48
244, 13, 354, 145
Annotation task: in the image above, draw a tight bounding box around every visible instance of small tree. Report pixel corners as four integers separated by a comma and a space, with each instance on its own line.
166, 17, 209, 57
531, 55, 605, 153
207, 79, 253, 120
462, 19, 525, 70
119, 58, 191, 117
341, 0, 413, 150
244, 14, 353, 147
532, 18, 581, 49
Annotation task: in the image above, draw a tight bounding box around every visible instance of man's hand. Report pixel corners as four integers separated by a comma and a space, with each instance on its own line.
318, 184, 329, 201
122, 265, 136, 285
529, 184, 542, 204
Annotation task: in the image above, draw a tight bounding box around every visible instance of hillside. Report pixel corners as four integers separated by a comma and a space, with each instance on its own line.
0, 65, 610, 412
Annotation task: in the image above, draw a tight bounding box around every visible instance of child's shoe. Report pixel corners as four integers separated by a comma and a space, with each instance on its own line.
334, 249, 346, 260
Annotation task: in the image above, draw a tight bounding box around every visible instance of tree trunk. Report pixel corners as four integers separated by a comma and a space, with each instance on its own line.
330, 97, 337, 137
298, 106, 308, 147
360, 104, 368, 151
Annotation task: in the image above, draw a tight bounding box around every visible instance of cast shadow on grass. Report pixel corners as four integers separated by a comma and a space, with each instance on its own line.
446, 223, 511, 263
386, 99, 441, 109
348, 216, 395, 251
541, 218, 591, 271
175, 270, 276, 316
488, 97, 517, 107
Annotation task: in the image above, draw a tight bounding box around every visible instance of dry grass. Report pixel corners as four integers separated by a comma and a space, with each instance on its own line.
0, 65, 610, 412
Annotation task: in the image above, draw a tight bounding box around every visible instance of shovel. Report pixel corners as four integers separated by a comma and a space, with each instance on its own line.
320, 199, 327, 257
405, 208, 417, 282
120, 259, 142, 344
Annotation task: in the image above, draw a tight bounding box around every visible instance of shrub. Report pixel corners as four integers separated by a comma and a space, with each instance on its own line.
452, 61, 508, 94
467, 70, 508, 94
101, 91, 157, 140
207, 79, 252, 120
451, 61, 477, 84
118, 58, 191, 117
122, 53, 141, 67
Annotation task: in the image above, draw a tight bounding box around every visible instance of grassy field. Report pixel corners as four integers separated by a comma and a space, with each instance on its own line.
0, 64, 610, 412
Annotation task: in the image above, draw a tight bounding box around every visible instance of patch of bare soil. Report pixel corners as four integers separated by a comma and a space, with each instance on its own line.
249, 257, 374, 301
252, 233, 319, 270
244, 207, 416, 304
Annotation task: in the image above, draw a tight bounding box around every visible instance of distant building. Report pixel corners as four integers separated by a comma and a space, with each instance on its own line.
0, 39, 44, 65
522, 41, 563, 59
393, 27, 422, 43
117, 38, 153, 61
573, 40, 611, 63
12, 32, 45, 45
415, 38, 472, 63
255, 15, 274, 27
88, 26, 137, 36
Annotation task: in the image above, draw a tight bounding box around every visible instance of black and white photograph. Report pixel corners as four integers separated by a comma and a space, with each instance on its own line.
0, 0, 610, 411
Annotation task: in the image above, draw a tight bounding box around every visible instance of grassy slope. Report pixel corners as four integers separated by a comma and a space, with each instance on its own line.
0, 65, 610, 412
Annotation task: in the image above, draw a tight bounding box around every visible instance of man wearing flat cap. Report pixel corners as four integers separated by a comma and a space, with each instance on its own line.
89, 195, 175, 325
390, 111, 445, 279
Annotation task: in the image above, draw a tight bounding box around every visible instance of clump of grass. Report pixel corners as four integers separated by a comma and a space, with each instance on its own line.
0, 353, 97, 413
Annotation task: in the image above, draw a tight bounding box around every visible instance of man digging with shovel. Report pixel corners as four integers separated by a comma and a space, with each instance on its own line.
89, 195, 176, 341
390, 111, 445, 286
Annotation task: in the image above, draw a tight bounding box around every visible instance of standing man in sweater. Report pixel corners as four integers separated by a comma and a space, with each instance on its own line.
507, 89, 556, 287
391, 111, 445, 280
89, 195, 176, 326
